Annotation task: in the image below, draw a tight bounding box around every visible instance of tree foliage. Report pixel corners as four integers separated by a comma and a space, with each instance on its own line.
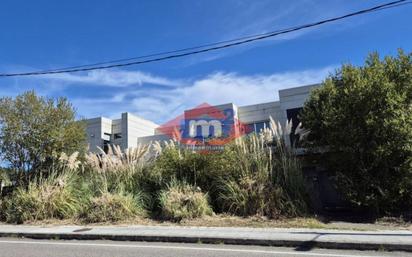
301, 50, 412, 214
0, 91, 87, 183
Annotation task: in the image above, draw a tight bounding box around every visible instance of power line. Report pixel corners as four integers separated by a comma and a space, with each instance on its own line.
0, 0, 410, 77
32, 26, 298, 73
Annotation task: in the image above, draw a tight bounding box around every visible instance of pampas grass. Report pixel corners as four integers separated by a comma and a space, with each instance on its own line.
84, 144, 152, 194
81, 192, 146, 223
2, 170, 82, 223
218, 118, 309, 217
159, 179, 213, 221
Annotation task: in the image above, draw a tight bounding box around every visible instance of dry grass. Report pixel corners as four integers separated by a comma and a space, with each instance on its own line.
84, 144, 153, 194
6, 215, 412, 231
80, 192, 146, 223
187, 216, 325, 229
159, 180, 213, 221
85, 144, 151, 174
1, 171, 82, 224
218, 118, 309, 217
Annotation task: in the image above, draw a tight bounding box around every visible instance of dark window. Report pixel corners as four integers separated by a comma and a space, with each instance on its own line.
114, 133, 122, 139
286, 107, 303, 145
255, 122, 265, 133
245, 121, 270, 134
103, 140, 110, 153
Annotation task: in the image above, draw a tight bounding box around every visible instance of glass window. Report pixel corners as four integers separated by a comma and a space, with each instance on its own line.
254, 121, 268, 133
245, 121, 270, 134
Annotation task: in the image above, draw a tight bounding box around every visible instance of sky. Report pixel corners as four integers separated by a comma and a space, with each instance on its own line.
0, 0, 411, 124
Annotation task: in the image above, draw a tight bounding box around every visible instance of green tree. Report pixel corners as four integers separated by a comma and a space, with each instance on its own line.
0, 91, 87, 184
301, 50, 412, 215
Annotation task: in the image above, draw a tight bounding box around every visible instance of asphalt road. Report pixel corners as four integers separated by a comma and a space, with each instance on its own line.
0, 238, 411, 257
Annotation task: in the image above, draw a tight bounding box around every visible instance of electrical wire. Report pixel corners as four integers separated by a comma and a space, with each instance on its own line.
0, 0, 409, 77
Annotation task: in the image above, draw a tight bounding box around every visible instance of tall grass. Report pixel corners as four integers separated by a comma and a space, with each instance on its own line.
0, 169, 11, 194
218, 118, 309, 217
2, 168, 83, 223
81, 191, 146, 223
152, 140, 211, 187
159, 179, 213, 221
84, 144, 152, 194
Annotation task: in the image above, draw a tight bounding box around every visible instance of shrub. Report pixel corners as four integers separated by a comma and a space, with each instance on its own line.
152, 141, 212, 189
81, 192, 146, 223
301, 50, 412, 214
0, 168, 11, 194
2, 171, 81, 223
159, 180, 213, 221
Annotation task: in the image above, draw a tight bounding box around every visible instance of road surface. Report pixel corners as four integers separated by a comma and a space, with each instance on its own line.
0, 237, 410, 257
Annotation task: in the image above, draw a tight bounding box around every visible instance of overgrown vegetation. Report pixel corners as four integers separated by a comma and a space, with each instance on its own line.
0, 93, 309, 223
2, 51, 410, 224
217, 118, 309, 218
2, 171, 82, 223
81, 192, 146, 223
159, 180, 213, 221
301, 50, 412, 215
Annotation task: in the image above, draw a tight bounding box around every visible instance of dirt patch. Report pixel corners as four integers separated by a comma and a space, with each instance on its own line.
2, 214, 411, 231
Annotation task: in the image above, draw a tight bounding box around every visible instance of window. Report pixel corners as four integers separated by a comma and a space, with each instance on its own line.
247, 121, 270, 134
114, 133, 122, 139
103, 140, 110, 153
286, 107, 303, 145
254, 122, 266, 133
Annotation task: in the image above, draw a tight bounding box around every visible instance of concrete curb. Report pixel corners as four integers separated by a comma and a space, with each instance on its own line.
0, 230, 411, 252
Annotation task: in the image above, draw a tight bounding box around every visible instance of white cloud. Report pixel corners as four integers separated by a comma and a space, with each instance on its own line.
120, 66, 335, 123
2, 66, 336, 123
41, 69, 182, 87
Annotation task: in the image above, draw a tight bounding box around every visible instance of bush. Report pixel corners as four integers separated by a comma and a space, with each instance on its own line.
159, 180, 213, 221
81, 192, 146, 223
218, 118, 309, 218
2, 172, 82, 223
301, 50, 412, 214
152, 142, 213, 189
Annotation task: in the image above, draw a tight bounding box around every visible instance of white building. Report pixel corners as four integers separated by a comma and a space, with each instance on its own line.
86, 112, 158, 152
86, 84, 318, 152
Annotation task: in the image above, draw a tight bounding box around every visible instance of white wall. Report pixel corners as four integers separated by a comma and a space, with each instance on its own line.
122, 112, 158, 149
278, 84, 319, 124
238, 101, 282, 124
86, 117, 112, 152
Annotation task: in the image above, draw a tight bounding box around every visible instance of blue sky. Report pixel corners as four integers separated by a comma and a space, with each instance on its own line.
1, 0, 411, 123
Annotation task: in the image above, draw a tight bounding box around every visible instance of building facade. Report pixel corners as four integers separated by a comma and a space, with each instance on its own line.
86, 112, 159, 152
86, 84, 318, 152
